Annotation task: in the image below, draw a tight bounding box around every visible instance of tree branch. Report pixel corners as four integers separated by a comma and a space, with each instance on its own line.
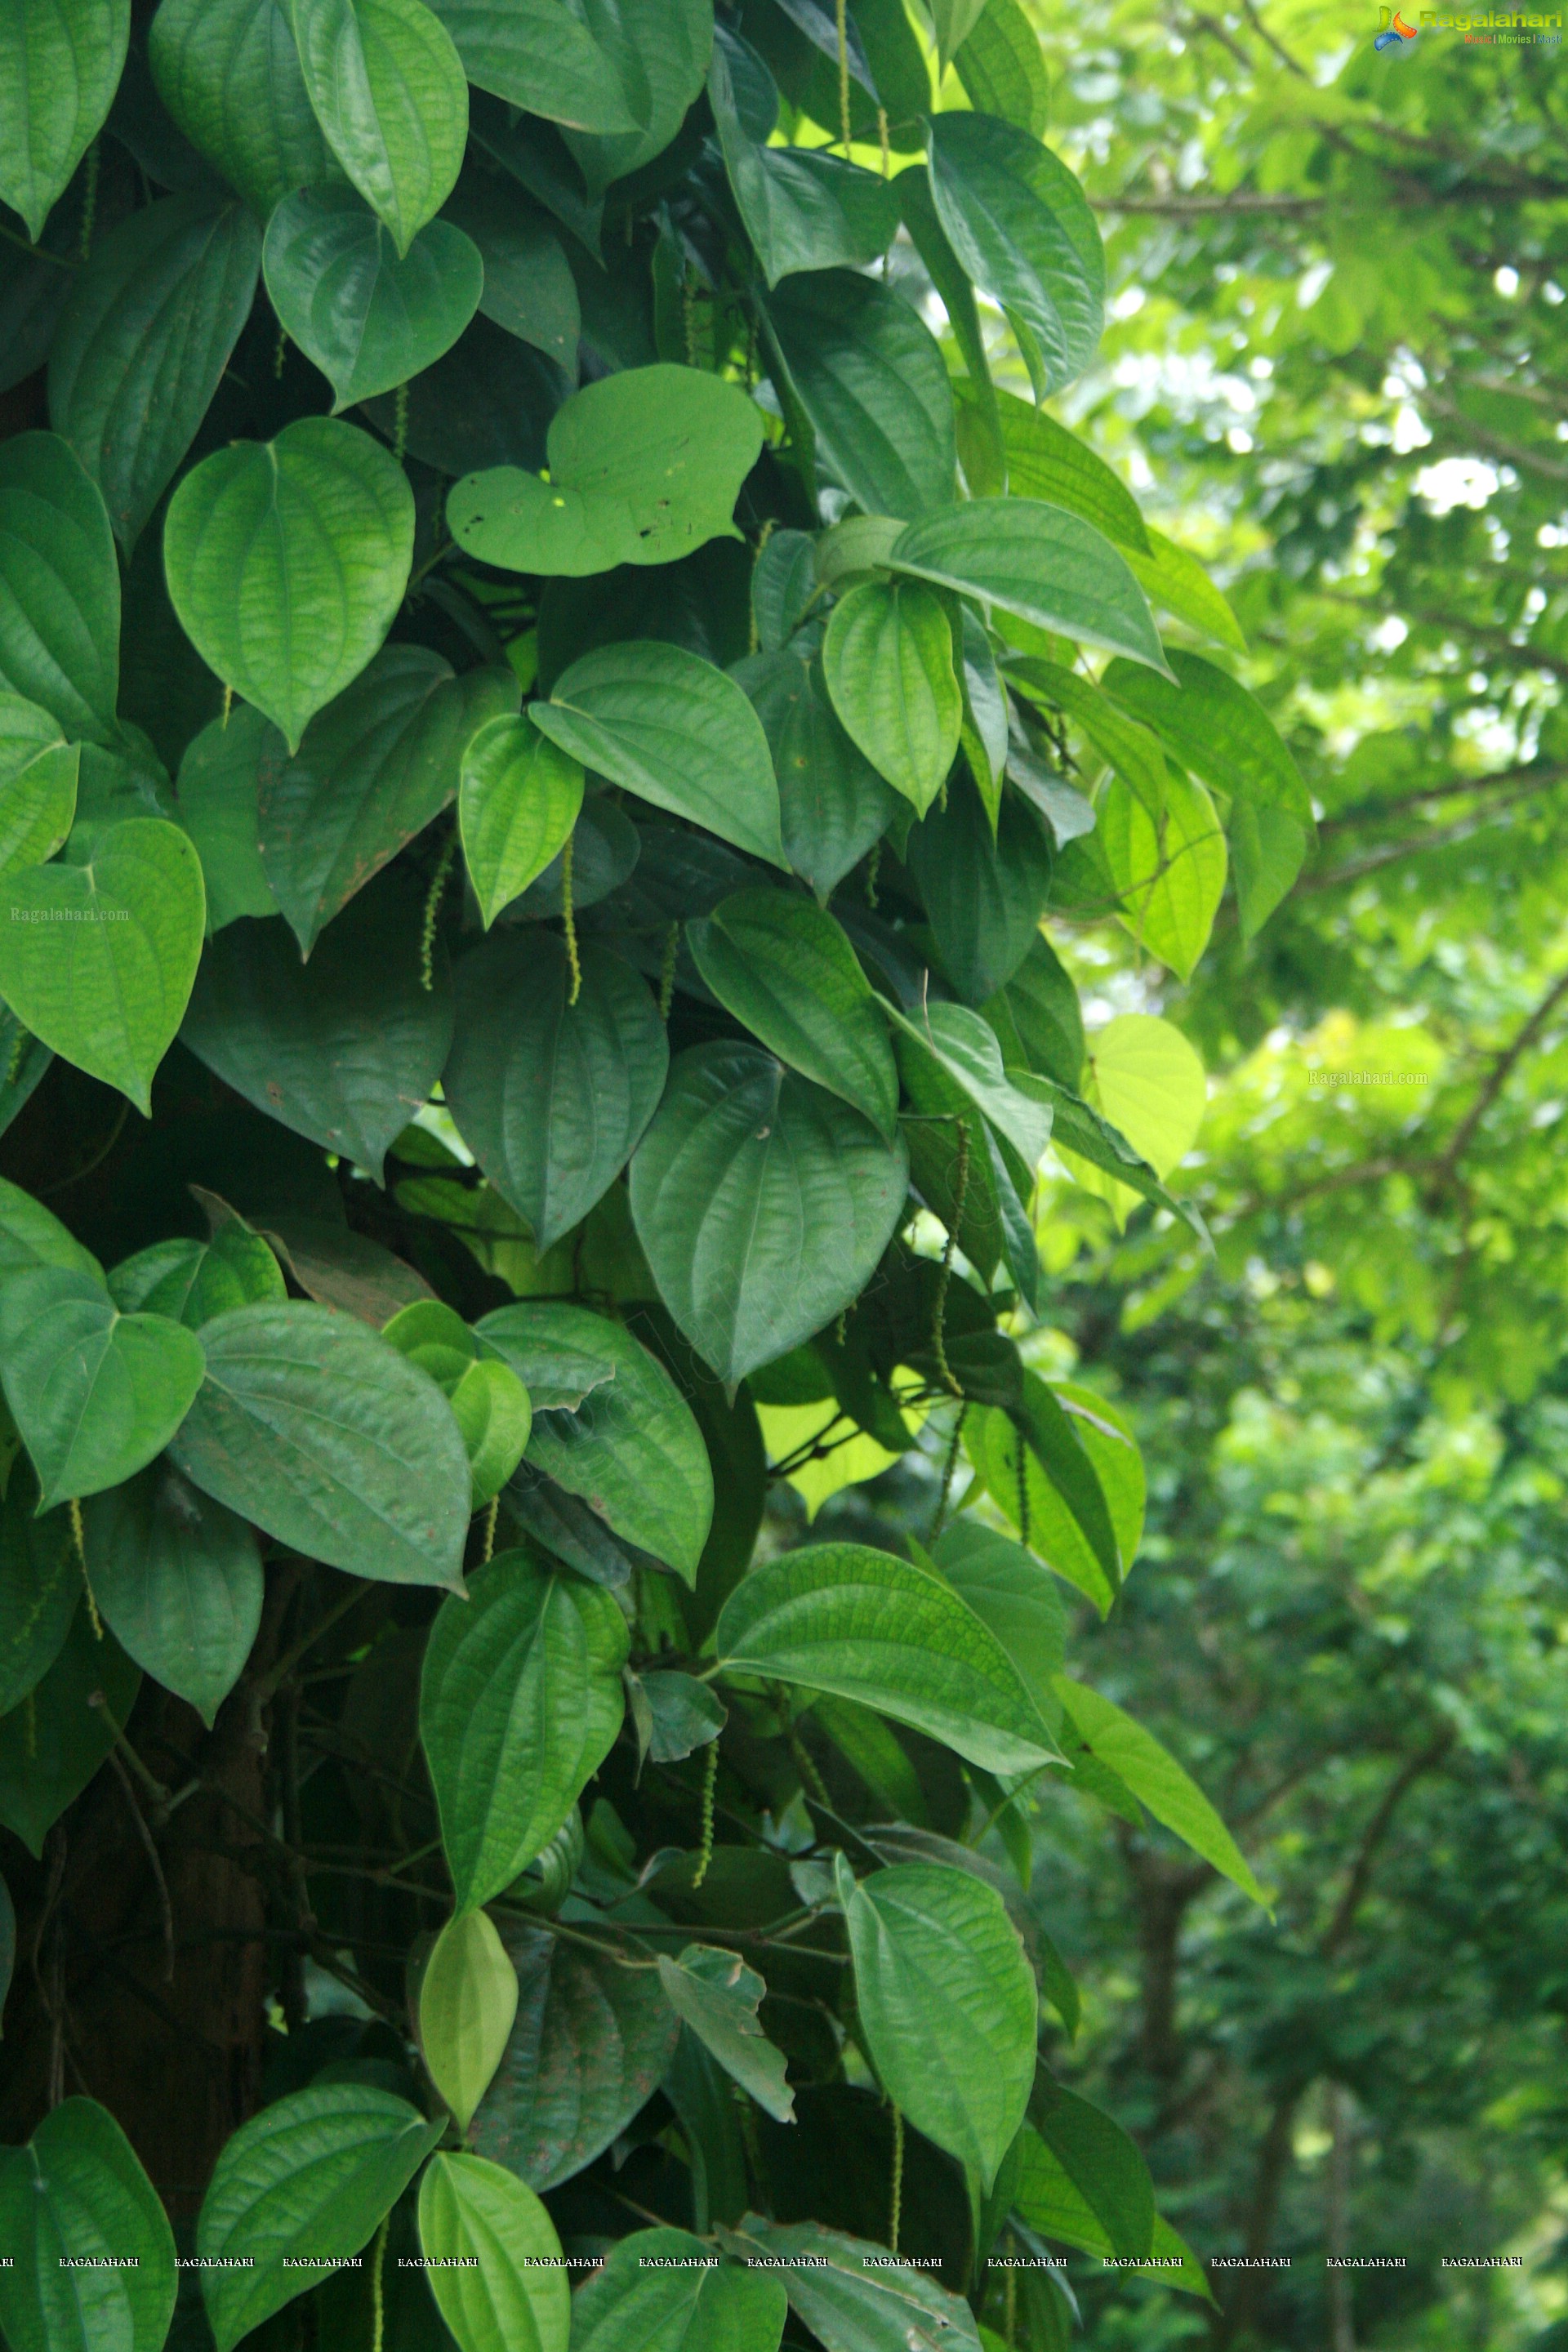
1318, 1727, 1455, 1958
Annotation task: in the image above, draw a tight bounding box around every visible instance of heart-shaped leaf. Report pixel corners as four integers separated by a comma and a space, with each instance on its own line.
0, 431, 120, 743
0, 0, 129, 241
734, 648, 899, 901
629, 1041, 909, 1383
0, 693, 78, 874
0, 2098, 176, 2352
416, 1907, 519, 2136
442, 173, 579, 368
560, 0, 710, 195
457, 713, 583, 926
167, 1299, 473, 1588
421, 1548, 629, 1909
425, 0, 639, 131
906, 774, 1055, 1003
163, 416, 416, 751
762, 268, 956, 521
290, 0, 469, 257
416, 2152, 571, 2352
263, 185, 483, 410
149, 0, 342, 216
0, 815, 206, 1111
48, 191, 263, 550
444, 928, 667, 1251
0, 1264, 207, 1509
448, 363, 764, 577
532, 643, 784, 867
83, 1463, 263, 1726
173, 703, 283, 933
822, 578, 960, 815
710, 29, 896, 290
109, 1220, 285, 1328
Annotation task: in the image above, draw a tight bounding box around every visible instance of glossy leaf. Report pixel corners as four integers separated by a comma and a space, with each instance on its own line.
932, 1520, 1065, 1730
174, 703, 282, 932
906, 777, 1054, 1004
532, 641, 784, 866
443, 172, 579, 365
822, 578, 960, 816
149, 0, 341, 216
168, 1299, 472, 1588
561, 0, 710, 194
425, 0, 638, 129
196, 2084, 445, 2351
1005, 655, 1165, 809
764, 266, 955, 521
717, 2218, 983, 2352
0, 0, 129, 240
0, 430, 120, 743
1022, 2081, 1156, 2259
0, 693, 77, 875
657, 1946, 795, 2122
416, 2152, 570, 2352
0, 1612, 140, 1855
0, 1171, 100, 1279
710, 29, 895, 289
630, 1041, 909, 1384
163, 416, 416, 751
290, 0, 468, 256
1054, 1677, 1268, 1903
0, 1265, 205, 1508
418, 1906, 519, 2134
82, 1463, 262, 1724
109, 1216, 285, 1327
958, 384, 1146, 550
955, 0, 1051, 136
421, 1548, 629, 1909
889, 499, 1168, 674
458, 711, 584, 925
714, 1542, 1057, 1774
1123, 525, 1246, 653
572, 2227, 786, 2352
884, 998, 1052, 1167
49, 192, 262, 550
1102, 648, 1311, 819
734, 647, 899, 900
0, 2097, 176, 2352
1098, 765, 1227, 981
264, 185, 483, 409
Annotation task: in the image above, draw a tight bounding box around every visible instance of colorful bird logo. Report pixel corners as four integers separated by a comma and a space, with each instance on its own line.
1374, 8, 1419, 43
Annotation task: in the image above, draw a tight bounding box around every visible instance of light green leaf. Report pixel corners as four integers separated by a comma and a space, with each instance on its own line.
445, 929, 668, 1250
1098, 766, 1227, 980
0, 1611, 140, 1855
149, 0, 341, 216
180, 883, 456, 1180
1102, 648, 1312, 820
955, 0, 1051, 136
0, 0, 129, 242
1122, 527, 1246, 653
763, 266, 955, 521
0, 2097, 175, 2352
884, 998, 1051, 1167
926, 111, 1102, 401
0, 1474, 77, 1716
657, 1947, 795, 2123
172, 702, 281, 933
733, 647, 899, 902
0, 430, 120, 743
416, 2152, 570, 2352
531, 642, 784, 866
716, 2218, 983, 2352
163, 415, 416, 751
844, 1860, 1036, 2191
82, 1463, 262, 1725
420, 1548, 629, 1909
932, 1520, 1065, 1731
168, 1299, 473, 1588
714, 1541, 1057, 1774
418, 1907, 519, 2134
965, 1370, 1122, 1614
0, 693, 77, 875
290, 0, 468, 256
1229, 798, 1308, 938
425, 0, 638, 129
822, 578, 960, 817
1054, 1677, 1269, 1904
629, 1042, 909, 1385
0, 1265, 205, 1508
572, 2227, 786, 2352
48, 192, 262, 550
1016, 2087, 1155, 2259
196, 2084, 446, 2351
448, 364, 764, 577
1083, 1013, 1205, 1181
450, 1357, 533, 1508
0, 1171, 100, 1279
956, 383, 1145, 549
687, 888, 899, 1138
458, 713, 584, 925
889, 498, 1169, 675
264, 185, 482, 409
259, 644, 516, 951
710, 28, 895, 289
1004, 657, 1165, 810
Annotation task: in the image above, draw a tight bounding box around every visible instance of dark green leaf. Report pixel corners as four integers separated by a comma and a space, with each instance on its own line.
986, 933, 1083, 1089
889, 499, 1168, 675
955, 0, 1050, 136
926, 112, 1102, 400
906, 774, 1054, 1003
763, 267, 955, 520
263, 185, 483, 410
0, 1612, 140, 1856
561, 0, 711, 194
0, 1264, 205, 1508
733, 647, 898, 901
1054, 1677, 1268, 1903
425, 0, 638, 130
0, 0, 129, 241
884, 996, 1051, 1166
716, 2217, 983, 2352
443, 171, 580, 367
290, 0, 468, 257
149, 0, 341, 216
931, 1521, 1064, 1731
639, 1668, 727, 1762
0, 2097, 176, 2352
572, 2228, 786, 2352
0, 1473, 78, 1716
0, 431, 120, 743
957, 384, 1147, 550
82, 1462, 262, 1724
1023, 2080, 1155, 2260
656, 1946, 795, 2122
172, 702, 281, 933
1101, 648, 1312, 820
749, 528, 817, 653
0, 693, 78, 875
711, 28, 896, 288
108, 1218, 284, 1326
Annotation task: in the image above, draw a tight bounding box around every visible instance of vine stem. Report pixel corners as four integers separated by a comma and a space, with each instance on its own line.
836, 0, 853, 152
561, 831, 581, 1004
393, 381, 410, 466
692, 1740, 719, 1887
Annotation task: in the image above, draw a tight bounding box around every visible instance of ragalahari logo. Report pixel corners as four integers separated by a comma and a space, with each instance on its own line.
1374, 7, 1418, 41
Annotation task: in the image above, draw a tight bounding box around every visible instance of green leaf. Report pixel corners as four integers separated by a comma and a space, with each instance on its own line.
932, 1521, 1065, 1731
264, 185, 482, 410
149, 0, 341, 216
0, 430, 120, 743
714, 1541, 1056, 1774
0, 693, 78, 875
418, 1906, 519, 2134
716, 2217, 983, 2352
560, 0, 710, 194
448, 364, 764, 577
1005, 657, 1165, 812
106, 1209, 285, 1327
0, 1172, 100, 1279
987, 934, 1082, 1088
955, 0, 1050, 137
0, 1264, 205, 1508
470, 1917, 679, 2188
82, 1463, 262, 1724
1102, 649, 1312, 821
710, 29, 895, 288
687, 889, 899, 1139
884, 998, 1051, 1167
0, 0, 129, 241
0, 2097, 176, 2352
0, 1474, 77, 1715
168, 1299, 473, 1588
0, 1610, 140, 1855
630, 1042, 909, 1385
822, 578, 960, 817
1054, 1677, 1268, 1904
531, 642, 783, 866
889, 499, 1169, 675
844, 1860, 1036, 2190
572, 2227, 786, 2352
733, 648, 898, 902
163, 415, 416, 751
416, 2152, 570, 2352
471, 1298, 616, 1414
1023, 2080, 1155, 2259
445, 929, 668, 1250
956, 383, 1145, 550
421, 1547, 629, 1909
290, 0, 468, 256
965, 1372, 1120, 1615
172, 702, 282, 933
905, 776, 1054, 1003
1098, 766, 1227, 981
639, 1668, 727, 1762
657, 1946, 794, 2123
48, 192, 262, 550
196, 2083, 446, 2351
1081, 1013, 1205, 1184
443, 172, 579, 367
180, 885, 455, 1182
926, 112, 1102, 401
425, 0, 638, 130
259, 645, 516, 951
763, 266, 956, 521
458, 713, 584, 925
1121, 526, 1246, 653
